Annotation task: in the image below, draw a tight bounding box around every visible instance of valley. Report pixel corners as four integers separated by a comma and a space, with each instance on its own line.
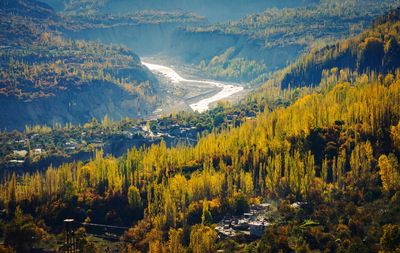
142, 60, 245, 114
2, 0, 400, 253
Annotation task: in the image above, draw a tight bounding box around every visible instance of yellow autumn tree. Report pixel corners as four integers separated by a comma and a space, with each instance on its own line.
378, 154, 400, 191
189, 225, 217, 253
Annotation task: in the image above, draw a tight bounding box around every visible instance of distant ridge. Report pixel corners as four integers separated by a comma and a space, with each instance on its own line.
0, 0, 56, 20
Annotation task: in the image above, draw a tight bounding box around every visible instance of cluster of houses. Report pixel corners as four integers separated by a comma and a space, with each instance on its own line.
8, 136, 43, 165
4, 120, 202, 167
6, 133, 44, 164
4, 112, 258, 169
9, 147, 43, 164
215, 203, 271, 239
129, 123, 198, 145
215, 201, 307, 240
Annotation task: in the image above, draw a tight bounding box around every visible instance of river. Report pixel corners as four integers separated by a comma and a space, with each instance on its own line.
142, 62, 244, 113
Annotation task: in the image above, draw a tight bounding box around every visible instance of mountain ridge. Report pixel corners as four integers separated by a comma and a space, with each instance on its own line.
0, 0, 159, 130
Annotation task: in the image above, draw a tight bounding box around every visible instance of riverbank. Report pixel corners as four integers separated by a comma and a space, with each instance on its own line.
142, 58, 247, 115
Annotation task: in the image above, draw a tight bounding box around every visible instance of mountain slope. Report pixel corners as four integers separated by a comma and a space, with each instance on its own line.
0, 0, 159, 130
1, 9, 400, 253
0, 0, 56, 19
171, 0, 400, 83
41, 0, 318, 22
279, 7, 400, 89
62, 10, 206, 55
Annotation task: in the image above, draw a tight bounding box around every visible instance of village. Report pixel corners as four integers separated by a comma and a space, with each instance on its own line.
0, 110, 257, 174
215, 203, 272, 239
215, 201, 307, 240
1, 121, 197, 172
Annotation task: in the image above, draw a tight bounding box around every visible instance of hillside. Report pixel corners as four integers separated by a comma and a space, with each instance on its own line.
1, 10, 400, 253
62, 10, 207, 55
41, 0, 318, 22
40, 0, 400, 85
2, 61, 400, 252
0, 0, 56, 19
0, 0, 159, 130
277, 7, 400, 89
171, 0, 400, 83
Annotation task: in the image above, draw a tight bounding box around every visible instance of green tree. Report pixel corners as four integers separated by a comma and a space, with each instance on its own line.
380, 224, 400, 252
213, 113, 225, 127
358, 37, 384, 72
233, 193, 249, 215
201, 200, 213, 226
4, 207, 47, 253
128, 185, 142, 210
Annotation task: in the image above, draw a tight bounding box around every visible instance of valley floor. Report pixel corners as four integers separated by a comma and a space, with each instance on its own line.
141, 56, 250, 117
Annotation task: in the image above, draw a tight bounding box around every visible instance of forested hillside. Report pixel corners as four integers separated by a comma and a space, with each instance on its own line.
279, 7, 400, 89
0, 0, 159, 130
172, 0, 400, 83
40, 0, 400, 84
2, 64, 400, 252
1, 10, 400, 252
